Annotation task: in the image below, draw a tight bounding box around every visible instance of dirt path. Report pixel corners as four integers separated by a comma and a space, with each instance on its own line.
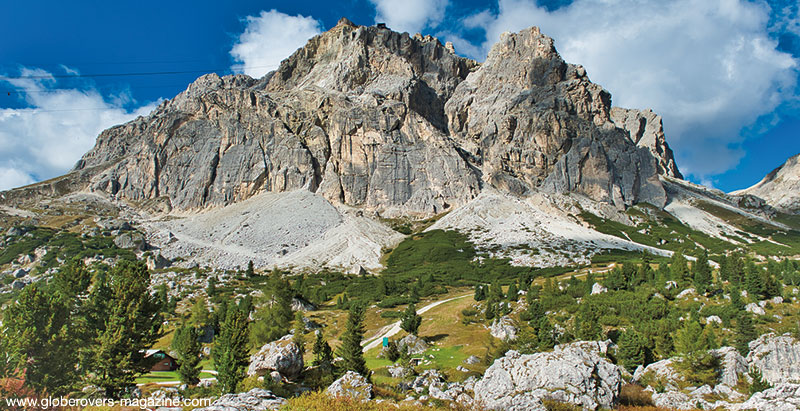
361, 294, 471, 352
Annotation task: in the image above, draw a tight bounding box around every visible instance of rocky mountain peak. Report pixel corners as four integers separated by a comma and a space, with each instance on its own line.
61, 20, 683, 216
733, 153, 800, 213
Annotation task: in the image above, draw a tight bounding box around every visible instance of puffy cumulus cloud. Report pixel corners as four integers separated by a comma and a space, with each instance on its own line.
370, 0, 449, 34
0, 68, 156, 191
448, 0, 799, 181
230, 10, 322, 78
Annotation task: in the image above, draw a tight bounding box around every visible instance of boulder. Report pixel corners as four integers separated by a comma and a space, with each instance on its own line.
387, 364, 413, 379
591, 282, 608, 295
398, 334, 429, 355
474, 345, 622, 410
409, 369, 446, 393
711, 346, 748, 387
745, 303, 766, 316
633, 358, 682, 391
651, 391, 706, 410
728, 383, 800, 411
247, 335, 304, 379
705, 315, 722, 325
194, 388, 285, 411
326, 371, 373, 401
676, 288, 695, 299
12, 268, 27, 278
463, 355, 481, 365
747, 333, 800, 384
113, 232, 147, 251
146, 253, 171, 270
490, 316, 518, 341
290, 297, 315, 312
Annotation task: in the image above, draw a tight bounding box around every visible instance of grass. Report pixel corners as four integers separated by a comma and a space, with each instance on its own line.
134, 371, 215, 384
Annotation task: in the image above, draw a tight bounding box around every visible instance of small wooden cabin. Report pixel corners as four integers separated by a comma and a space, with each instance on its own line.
144, 349, 178, 372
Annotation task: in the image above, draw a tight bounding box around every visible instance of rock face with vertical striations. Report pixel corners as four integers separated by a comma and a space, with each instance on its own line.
71, 20, 676, 219
610, 107, 682, 179
732, 153, 800, 213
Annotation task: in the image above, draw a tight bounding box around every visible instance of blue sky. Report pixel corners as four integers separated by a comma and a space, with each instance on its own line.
1, 0, 798, 192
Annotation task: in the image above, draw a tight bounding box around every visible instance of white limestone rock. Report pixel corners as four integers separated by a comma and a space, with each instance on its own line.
247, 335, 304, 379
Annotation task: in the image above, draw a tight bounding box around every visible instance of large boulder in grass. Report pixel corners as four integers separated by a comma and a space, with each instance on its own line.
474, 345, 622, 410
326, 371, 373, 401
398, 334, 428, 355
747, 333, 800, 384
194, 388, 286, 411
247, 335, 303, 379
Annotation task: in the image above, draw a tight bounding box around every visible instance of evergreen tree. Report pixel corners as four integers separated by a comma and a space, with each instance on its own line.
474, 284, 486, 301
400, 303, 422, 335
575, 302, 602, 340
188, 297, 210, 328
617, 329, 648, 370
506, 281, 519, 301
206, 276, 217, 298
735, 312, 757, 356
171, 325, 202, 385
745, 267, 766, 300
2, 284, 79, 395
730, 286, 745, 311
337, 304, 369, 377
489, 280, 504, 300
214, 304, 250, 394
292, 311, 307, 354
692, 250, 713, 293
245, 260, 255, 278
674, 318, 719, 386
250, 270, 293, 348
670, 252, 690, 284
312, 331, 333, 367
604, 267, 625, 291
91, 261, 162, 398
385, 340, 401, 362
748, 367, 772, 394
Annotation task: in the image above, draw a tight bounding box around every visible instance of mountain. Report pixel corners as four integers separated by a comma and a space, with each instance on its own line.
732, 153, 800, 213
2, 19, 798, 273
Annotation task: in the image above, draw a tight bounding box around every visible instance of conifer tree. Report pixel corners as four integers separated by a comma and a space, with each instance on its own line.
171, 325, 201, 385
693, 250, 713, 294
337, 303, 369, 377
506, 281, 519, 301
245, 260, 255, 278
671, 252, 690, 284
250, 269, 293, 347
214, 304, 250, 393
735, 312, 757, 356
3, 284, 79, 395
293, 311, 307, 354
91, 260, 162, 398
312, 331, 333, 367
674, 318, 719, 386
400, 303, 422, 335
385, 340, 401, 362
617, 329, 648, 370
474, 284, 486, 301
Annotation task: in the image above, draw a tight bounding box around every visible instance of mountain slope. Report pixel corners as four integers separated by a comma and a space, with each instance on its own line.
732, 153, 800, 213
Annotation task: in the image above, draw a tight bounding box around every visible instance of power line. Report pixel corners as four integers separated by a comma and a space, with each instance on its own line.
0, 65, 272, 80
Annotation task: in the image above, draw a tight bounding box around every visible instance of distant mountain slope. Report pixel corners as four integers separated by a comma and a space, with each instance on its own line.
732, 153, 800, 213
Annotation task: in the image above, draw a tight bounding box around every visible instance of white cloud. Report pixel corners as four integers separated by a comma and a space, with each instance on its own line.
0, 68, 156, 191
370, 0, 449, 34
447, 0, 799, 180
230, 10, 322, 78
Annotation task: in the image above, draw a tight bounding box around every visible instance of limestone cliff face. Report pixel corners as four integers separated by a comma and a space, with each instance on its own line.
74, 20, 680, 216
732, 153, 800, 213
610, 107, 682, 179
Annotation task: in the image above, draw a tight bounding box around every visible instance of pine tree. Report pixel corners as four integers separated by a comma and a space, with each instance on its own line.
171, 325, 202, 385
312, 331, 333, 367
693, 251, 713, 294
385, 340, 401, 362
671, 252, 690, 284
745, 267, 766, 300
188, 297, 210, 328
489, 280, 503, 300
735, 312, 757, 356
3, 284, 79, 395
250, 270, 293, 347
246, 260, 255, 278
214, 304, 250, 394
506, 281, 519, 301
617, 329, 648, 370
337, 304, 369, 377
674, 318, 719, 386
91, 261, 162, 398
400, 303, 422, 335
206, 276, 217, 298
292, 311, 307, 354
474, 284, 486, 301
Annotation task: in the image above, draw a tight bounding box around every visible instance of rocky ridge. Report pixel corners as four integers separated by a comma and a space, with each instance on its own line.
733, 153, 800, 213
67, 20, 676, 218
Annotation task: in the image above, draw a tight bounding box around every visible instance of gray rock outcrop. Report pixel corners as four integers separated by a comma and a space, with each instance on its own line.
247, 335, 304, 379
67, 22, 675, 217
326, 371, 373, 401
474, 345, 622, 410
194, 388, 286, 411
398, 334, 428, 355
490, 316, 518, 341
747, 333, 800, 384
732, 153, 800, 213
728, 383, 800, 411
